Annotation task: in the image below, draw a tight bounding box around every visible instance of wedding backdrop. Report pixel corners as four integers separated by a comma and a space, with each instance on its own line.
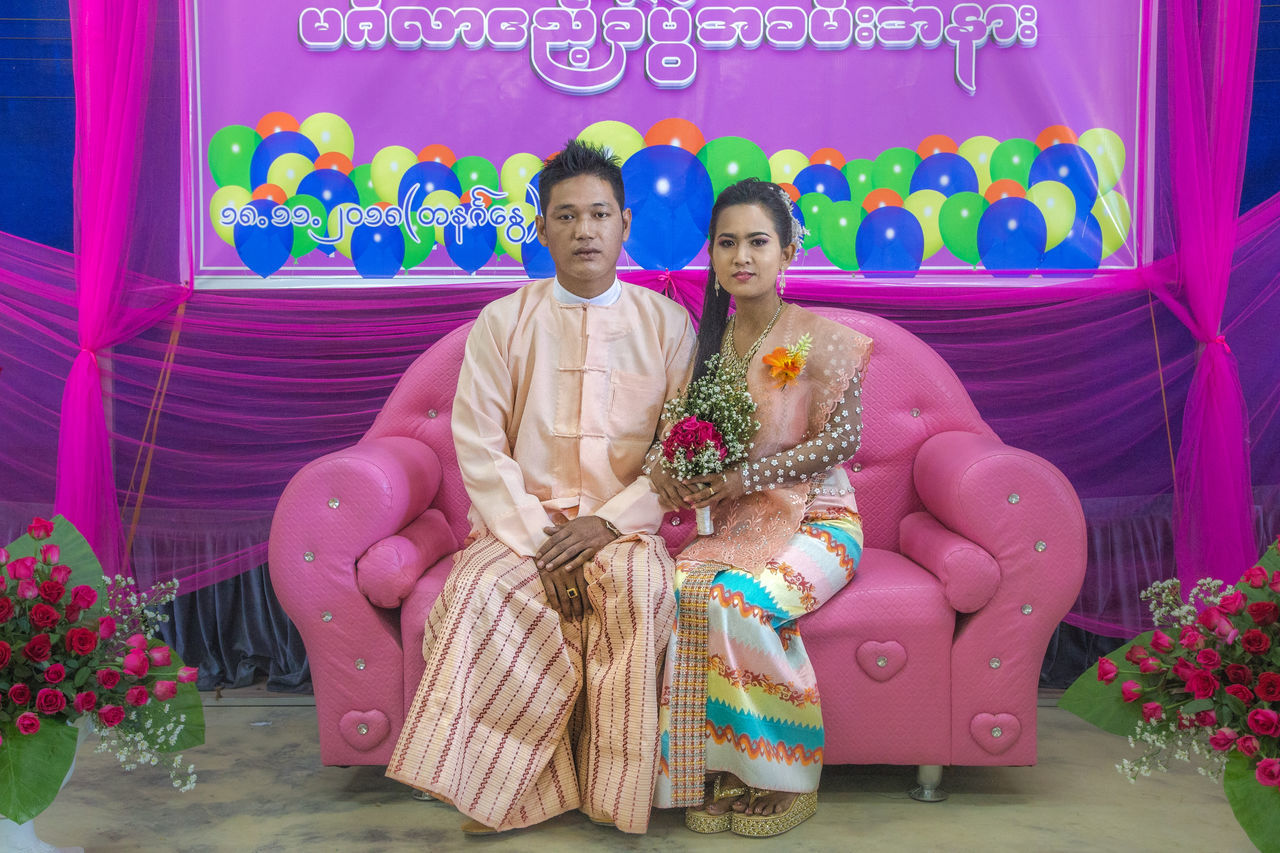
1, 0, 1278, 690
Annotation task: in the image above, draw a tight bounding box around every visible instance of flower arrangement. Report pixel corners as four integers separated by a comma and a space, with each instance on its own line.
0, 516, 205, 825
662, 353, 759, 534
1059, 538, 1280, 850
762, 333, 812, 390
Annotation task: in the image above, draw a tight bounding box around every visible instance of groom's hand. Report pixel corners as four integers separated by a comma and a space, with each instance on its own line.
535, 517, 617, 621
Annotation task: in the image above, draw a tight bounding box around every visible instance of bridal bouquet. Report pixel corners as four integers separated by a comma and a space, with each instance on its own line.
1059, 538, 1280, 850
0, 516, 205, 825
661, 353, 759, 535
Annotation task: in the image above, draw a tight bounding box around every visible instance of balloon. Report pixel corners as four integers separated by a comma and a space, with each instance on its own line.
352, 218, 406, 279
285, 194, 327, 258
398, 161, 463, 211
208, 125, 261, 190
870, 147, 920, 197
418, 144, 457, 166
444, 206, 497, 273
957, 135, 999, 192
794, 164, 851, 202
1036, 124, 1078, 150
909, 153, 979, 197
644, 118, 706, 154
327, 203, 361, 258
251, 184, 287, 204
622, 146, 713, 270
233, 199, 293, 277
861, 188, 904, 214
209, 185, 251, 246
265, 153, 313, 197
496, 201, 538, 263
697, 136, 770, 198
400, 216, 436, 270
818, 200, 863, 271
1028, 143, 1100, 217
579, 120, 645, 163
1041, 214, 1103, 273
501, 153, 542, 208
299, 112, 355, 159
902, 189, 947, 258
779, 183, 800, 202
795, 192, 833, 250
984, 179, 1027, 203
856, 206, 925, 275
769, 149, 810, 185
977, 197, 1047, 272
1078, 128, 1127, 194
453, 155, 501, 203
842, 158, 875, 208
371, 145, 419, 205
421, 189, 462, 242
1025, 180, 1077, 250
989, 138, 1039, 187
1092, 190, 1132, 258
313, 152, 353, 174
348, 164, 380, 207
810, 147, 846, 169
939, 191, 989, 265
249, 131, 319, 189
917, 134, 958, 158
296, 168, 359, 214
255, 111, 299, 137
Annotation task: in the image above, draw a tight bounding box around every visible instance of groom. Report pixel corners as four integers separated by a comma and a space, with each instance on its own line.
386, 140, 693, 834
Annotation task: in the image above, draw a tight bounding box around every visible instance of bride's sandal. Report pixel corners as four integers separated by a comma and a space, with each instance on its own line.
730, 789, 818, 837
685, 774, 748, 834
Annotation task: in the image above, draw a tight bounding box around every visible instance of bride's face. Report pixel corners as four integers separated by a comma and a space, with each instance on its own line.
710, 203, 796, 301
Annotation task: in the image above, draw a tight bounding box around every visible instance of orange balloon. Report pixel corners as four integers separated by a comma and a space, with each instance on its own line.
810, 147, 846, 169
984, 179, 1027, 203
861, 187, 903, 213
1036, 124, 1077, 149
251, 184, 287, 204
314, 152, 353, 174
779, 182, 801, 202
418, 144, 457, 166
917, 134, 959, 158
644, 118, 706, 154
256, 112, 299, 137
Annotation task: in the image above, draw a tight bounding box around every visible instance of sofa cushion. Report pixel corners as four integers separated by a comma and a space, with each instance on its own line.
899, 511, 1001, 613
356, 509, 456, 608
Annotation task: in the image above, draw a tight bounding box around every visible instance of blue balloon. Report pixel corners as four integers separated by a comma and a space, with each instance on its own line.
233, 199, 293, 278
445, 206, 497, 274
855, 206, 924, 275
1041, 214, 1103, 274
794, 164, 850, 202
351, 221, 406, 279
296, 169, 359, 214
398, 161, 463, 208
622, 146, 713, 270
526, 171, 543, 212
522, 232, 554, 278
1028, 143, 1100, 216
977, 197, 1047, 272
248, 132, 320, 189
909, 153, 979, 197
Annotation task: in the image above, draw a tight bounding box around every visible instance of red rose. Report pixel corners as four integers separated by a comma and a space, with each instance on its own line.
1256, 758, 1280, 787
69, 585, 97, 610
38, 544, 59, 564
1141, 702, 1163, 723
29, 603, 60, 629
1241, 565, 1270, 588
1124, 645, 1149, 664
122, 649, 150, 678
97, 616, 116, 639
27, 517, 54, 539
64, 627, 99, 656
1171, 657, 1197, 681
154, 681, 177, 701
63, 605, 80, 625
125, 685, 150, 707
0, 596, 13, 622
1218, 591, 1247, 615
1121, 680, 1143, 702
1247, 601, 1279, 627
125, 633, 148, 651
1209, 727, 1237, 751
1246, 708, 1280, 737
73, 691, 97, 713
1096, 657, 1118, 685
21, 634, 52, 663
1237, 735, 1261, 757
1255, 672, 1280, 702
1196, 648, 1222, 669
1139, 657, 1163, 674
1195, 710, 1217, 728
16, 579, 37, 599
1225, 664, 1254, 685
6, 556, 36, 580
1149, 629, 1174, 653
38, 580, 65, 604
16, 712, 40, 734
1178, 625, 1205, 650
1185, 671, 1221, 700
148, 645, 172, 667
8, 683, 31, 705
1271, 569, 1280, 594
43, 663, 66, 684
95, 669, 121, 689
49, 564, 71, 584
1241, 629, 1272, 655
176, 666, 198, 684
0, 546, 7, 564
0, 641, 9, 668
1226, 684, 1255, 705
97, 704, 125, 728
35, 687, 67, 715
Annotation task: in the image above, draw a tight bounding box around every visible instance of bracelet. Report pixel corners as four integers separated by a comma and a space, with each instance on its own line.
601, 519, 622, 540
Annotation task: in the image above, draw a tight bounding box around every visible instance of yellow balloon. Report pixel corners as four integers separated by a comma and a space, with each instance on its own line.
496, 201, 538, 262
299, 112, 355, 159
1092, 190, 1132, 258
327, 203, 361, 258
957, 135, 1000, 193
578, 120, 644, 164
209, 185, 251, 246
902, 189, 947, 258
1078, 128, 1126, 194
371, 145, 418, 205
768, 149, 810, 185
422, 189, 461, 242
266, 153, 313, 197
501, 153, 543, 207
1026, 181, 1077, 250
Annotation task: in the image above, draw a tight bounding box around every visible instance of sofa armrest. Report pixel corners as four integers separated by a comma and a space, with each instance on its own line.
357, 508, 456, 608
899, 511, 1000, 613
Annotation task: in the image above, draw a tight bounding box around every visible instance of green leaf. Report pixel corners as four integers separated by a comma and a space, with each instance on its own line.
1223, 751, 1280, 853
0, 720, 79, 823
74, 665, 91, 688
1182, 698, 1214, 714
1057, 632, 1153, 737
2, 515, 108, 621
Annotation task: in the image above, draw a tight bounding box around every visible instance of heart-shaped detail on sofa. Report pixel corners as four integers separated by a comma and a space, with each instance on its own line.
340, 709, 390, 750
855, 641, 906, 682
970, 713, 1021, 755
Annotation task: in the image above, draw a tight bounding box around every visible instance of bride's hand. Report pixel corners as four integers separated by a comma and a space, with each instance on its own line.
649, 463, 699, 510
685, 469, 745, 509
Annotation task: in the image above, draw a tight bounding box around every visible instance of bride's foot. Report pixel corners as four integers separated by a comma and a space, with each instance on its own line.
704, 772, 749, 814
734, 789, 798, 815
731, 789, 819, 837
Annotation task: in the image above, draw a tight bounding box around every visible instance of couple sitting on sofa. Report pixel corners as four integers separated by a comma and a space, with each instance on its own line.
384, 140, 872, 838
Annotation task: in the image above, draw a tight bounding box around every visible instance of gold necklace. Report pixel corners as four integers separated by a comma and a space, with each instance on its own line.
719, 301, 785, 379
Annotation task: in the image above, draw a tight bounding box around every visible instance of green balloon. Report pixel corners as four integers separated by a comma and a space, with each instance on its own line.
697, 136, 770, 198
797, 192, 833, 250
208, 125, 261, 190
939, 191, 989, 266
349, 164, 381, 207
401, 218, 435, 270
285, 194, 327, 259
871, 147, 920, 198
989, 138, 1040, 188
842, 158, 875, 208
453, 155, 501, 203
819, 200, 863, 272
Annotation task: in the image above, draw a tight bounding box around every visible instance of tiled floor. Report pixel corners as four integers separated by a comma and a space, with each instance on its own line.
34, 690, 1256, 852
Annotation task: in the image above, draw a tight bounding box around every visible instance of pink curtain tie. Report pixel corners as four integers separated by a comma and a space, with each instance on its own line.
1212, 335, 1232, 354
656, 269, 677, 300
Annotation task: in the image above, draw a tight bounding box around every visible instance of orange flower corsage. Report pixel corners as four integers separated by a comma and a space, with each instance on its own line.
762, 333, 813, 389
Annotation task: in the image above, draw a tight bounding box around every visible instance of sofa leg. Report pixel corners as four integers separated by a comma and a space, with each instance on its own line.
909, 765, 948, 802
411, 789, 437, 802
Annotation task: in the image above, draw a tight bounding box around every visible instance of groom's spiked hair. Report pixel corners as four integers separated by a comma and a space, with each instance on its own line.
538, 139, 627, 214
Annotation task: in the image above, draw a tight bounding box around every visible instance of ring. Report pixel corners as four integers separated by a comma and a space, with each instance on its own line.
565, 587, 579, 599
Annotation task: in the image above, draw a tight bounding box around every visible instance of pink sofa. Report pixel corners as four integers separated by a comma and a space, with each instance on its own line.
268, 306, 1086, 798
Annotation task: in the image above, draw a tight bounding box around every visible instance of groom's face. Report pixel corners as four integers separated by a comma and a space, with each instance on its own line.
536, 175, 631, 292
